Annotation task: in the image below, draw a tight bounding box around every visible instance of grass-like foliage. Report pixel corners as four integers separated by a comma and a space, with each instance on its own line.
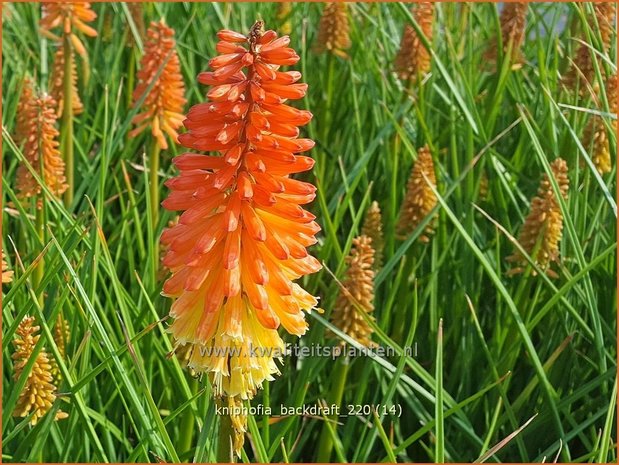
2, 2, 617, 463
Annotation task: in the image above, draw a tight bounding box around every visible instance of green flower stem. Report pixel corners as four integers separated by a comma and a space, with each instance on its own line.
127, 48, 136, 110
216, 398, 235, 463
61, 33, 74, 209
316, 355, 350, 462
149, 140, 162, 277
178, 377, 197, 459
34, 200, 45, 306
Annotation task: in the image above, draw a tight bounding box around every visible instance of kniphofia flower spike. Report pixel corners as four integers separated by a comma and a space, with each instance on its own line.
12, 317, 68, 425
161, 21, 321, 401
563, 3, 616, 93
329, 235, 376, 348
507, 158, 569, 278
394, 2, 434, 81
130, 20, 186, 150
361, 201, 384, 270
314, 2, 352, 59
396, 145, 438, 242
14, 82, 68, 204
485, 3, 528, 69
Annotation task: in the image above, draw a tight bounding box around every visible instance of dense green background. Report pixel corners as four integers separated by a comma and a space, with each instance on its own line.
2, 2, 617, 463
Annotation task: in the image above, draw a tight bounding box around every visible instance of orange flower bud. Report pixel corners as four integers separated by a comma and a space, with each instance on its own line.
581, 73, 617, 174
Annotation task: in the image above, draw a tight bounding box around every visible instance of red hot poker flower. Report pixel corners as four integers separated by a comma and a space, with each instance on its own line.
130, 21, 186, 150
15, 88, 68, 203
161, 22, 321, 400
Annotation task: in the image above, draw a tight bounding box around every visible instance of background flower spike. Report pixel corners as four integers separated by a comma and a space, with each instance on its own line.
314, 2, 351, 59
130, 20, 186, 150
394, 2, 434, 82
396, 145, 438, 243
329, 235, 377, 348
12, 317, 68, 425
361, 201, 384, 270
507, 158, 569, 278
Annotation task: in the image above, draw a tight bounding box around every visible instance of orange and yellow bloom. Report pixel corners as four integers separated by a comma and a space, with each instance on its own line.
361, 201, 384, 270
161, 22, 321, 401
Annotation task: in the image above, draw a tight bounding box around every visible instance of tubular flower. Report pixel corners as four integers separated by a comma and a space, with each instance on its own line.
161, 22, 321, 403
40, 2, 97, 58
361, 201, 384, 270
582, 73, 617, 174
394, 2, 434, 81
329, 236, 376, 348
564, 3, 616, 92
276, 2, 293, 36
15, 92, 68, 203
396, 145, 438, 242
507, 158, 569, 278
130, 21, 187, 150
486, 3, 527, 69
314, 2, 351, 59
50, 47, 84, 117
2, 251, 13, 283
12, 317, 68, 425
